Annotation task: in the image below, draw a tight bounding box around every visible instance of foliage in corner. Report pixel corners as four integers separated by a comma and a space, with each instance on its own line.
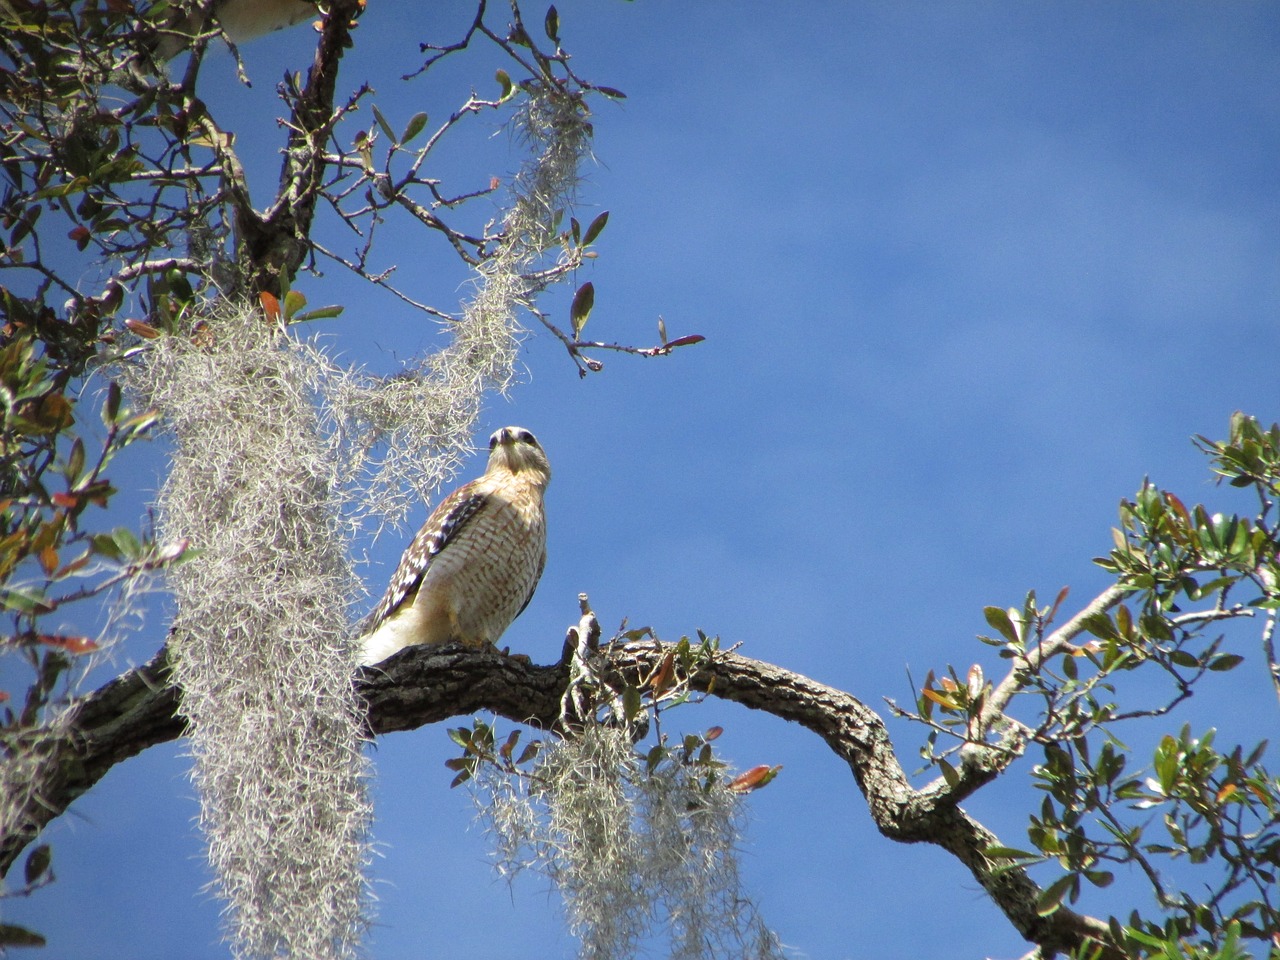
897, 413, 1280, 958
0, 315, 185, 949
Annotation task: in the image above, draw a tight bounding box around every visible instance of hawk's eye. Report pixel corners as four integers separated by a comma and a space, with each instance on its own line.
489, 432, 501, 449
518, 430, 538, 446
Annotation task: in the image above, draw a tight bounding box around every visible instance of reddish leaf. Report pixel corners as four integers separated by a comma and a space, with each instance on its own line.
1165, 491, 1192, 526
663, 334, 705, 348
37, 545, 58, 576
51, 492, 79, 508
38, 634, 99, 655
582, 210, 610, 246
728, 764, 782, 793
54, 553, 92, 578
705, 726, 724, 742
647, 650, 675, 694
124, 318, 160, 339
259, 291, 281, 324
1048, 585, 1070, 622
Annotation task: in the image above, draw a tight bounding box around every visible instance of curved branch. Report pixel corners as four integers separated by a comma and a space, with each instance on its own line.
3, 638, 1118, 958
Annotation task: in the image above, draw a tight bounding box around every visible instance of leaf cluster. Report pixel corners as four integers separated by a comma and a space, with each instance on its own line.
0, 320, 190, 944
910, 414, 1280, 956
2, 0, 235, 313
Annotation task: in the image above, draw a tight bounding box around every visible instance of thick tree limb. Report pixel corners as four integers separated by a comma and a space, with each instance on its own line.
2, 639, 1117, 958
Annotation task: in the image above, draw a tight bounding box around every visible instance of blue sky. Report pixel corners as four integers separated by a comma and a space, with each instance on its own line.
6, 2, 1280, 958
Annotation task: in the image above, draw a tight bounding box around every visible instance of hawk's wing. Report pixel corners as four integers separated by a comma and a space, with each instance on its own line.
512, 550, 547, 622
358, 487, 489, 635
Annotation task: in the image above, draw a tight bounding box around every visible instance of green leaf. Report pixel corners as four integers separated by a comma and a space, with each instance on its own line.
0, 924, 46, 947
90, 533, 122, 559
66, 436, 85, 483
102, 380, 122, 426
290, 305, 345, 324
1208, 653, 1244, 672
495, 69, 514, 101
983, 606, 1019, 644
446, 727, 471, 749
0, 585, 53, 614
622, 684, 641, 723
582, 210, 609, 246
544, 4, 559, 42
119, 410, 161, 435
570, 282, 595, 337
283, 289, 306, 321
371, 104, 396, 144
984, 845, 1040, 861
400, 112, 428, 145
111, 526, 142, 558
1084, 869, 1114, 888
1080, 612, 1119, 641
24, 844, 50, 885
1035, 874, 1076, 916
938, 758, 959, 787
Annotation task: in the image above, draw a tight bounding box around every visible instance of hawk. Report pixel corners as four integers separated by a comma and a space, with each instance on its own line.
357, 427, 550, 667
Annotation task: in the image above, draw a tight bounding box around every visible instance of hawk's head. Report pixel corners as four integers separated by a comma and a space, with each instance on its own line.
488, 426, 551, 485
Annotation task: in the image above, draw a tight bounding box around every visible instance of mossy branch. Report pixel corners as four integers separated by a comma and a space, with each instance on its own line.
2, 631, 1118, 959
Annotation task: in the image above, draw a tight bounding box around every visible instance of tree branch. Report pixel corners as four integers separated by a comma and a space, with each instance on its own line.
3, 636, 1121, 957
984, 583, 1130, 721
237, 0, 364, 294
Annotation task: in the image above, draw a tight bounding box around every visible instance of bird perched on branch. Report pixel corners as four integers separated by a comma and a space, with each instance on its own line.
357, 427, 551, 667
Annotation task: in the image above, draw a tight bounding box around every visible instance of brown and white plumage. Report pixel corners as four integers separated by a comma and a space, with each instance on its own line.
357, 427, 550, 667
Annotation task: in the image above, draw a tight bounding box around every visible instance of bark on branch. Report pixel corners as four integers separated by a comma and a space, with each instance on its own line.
2, 638, 1117, 958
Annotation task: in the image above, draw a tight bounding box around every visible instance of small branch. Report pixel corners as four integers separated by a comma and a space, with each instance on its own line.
112, 257, 203, 285
404, 0, 487, 79
309, 240, 458, 319
1169, 606, 1254, 628
531, 309, 705, 377
984, 583, 1129, 722
1260, 603, 1280, 705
